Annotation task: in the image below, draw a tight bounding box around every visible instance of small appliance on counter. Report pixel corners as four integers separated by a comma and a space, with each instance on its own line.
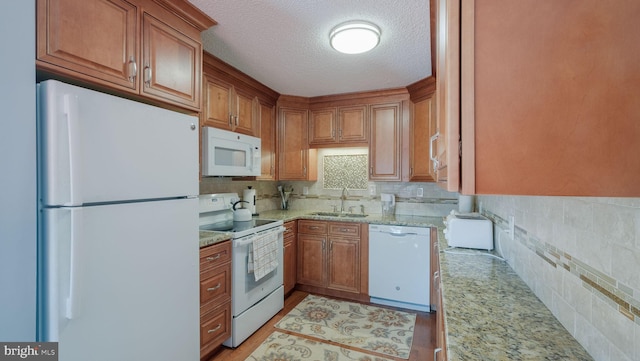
444, 211, 494, 250
380, 193, 395, 217
243, 186, 258, 216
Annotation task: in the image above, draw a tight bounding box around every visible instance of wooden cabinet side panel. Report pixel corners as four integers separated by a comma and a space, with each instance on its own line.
472, 0, 640, 196
37, 0, 138, 91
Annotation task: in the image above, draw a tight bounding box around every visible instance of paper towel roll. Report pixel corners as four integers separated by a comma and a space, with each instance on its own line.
243, 188, 257, 215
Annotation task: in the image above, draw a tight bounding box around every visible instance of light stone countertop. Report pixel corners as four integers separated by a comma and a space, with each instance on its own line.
437, 231, 593, 360
198, 210, 593, 360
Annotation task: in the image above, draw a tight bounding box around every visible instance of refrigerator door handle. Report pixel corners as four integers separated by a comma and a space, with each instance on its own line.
65, 208, 83, 320
63, 94, 83, 206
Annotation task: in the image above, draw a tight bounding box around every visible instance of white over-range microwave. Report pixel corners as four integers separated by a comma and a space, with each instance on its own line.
202, 126, 261, 177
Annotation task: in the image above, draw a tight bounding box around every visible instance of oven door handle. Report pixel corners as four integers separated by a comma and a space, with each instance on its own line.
233, 226, 285, 247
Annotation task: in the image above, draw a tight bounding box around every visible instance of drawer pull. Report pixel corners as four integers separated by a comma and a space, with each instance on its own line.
207, 283, 221, 292
309, 226, 320, 230
434, 347, 442, 360
207, 324, 221, 333
341, 228, 348, 232
206, 254, 221, 262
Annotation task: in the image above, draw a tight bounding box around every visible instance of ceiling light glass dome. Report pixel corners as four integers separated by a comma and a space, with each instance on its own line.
330, 20, 381, 54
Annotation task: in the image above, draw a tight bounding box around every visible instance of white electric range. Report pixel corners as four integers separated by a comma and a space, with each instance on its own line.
198, 193, 284, 348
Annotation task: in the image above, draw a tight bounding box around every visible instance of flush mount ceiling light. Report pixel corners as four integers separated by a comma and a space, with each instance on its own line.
329, 20, 381, 54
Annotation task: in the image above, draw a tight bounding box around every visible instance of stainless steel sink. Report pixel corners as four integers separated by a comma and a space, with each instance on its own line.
309, 212, 368, 218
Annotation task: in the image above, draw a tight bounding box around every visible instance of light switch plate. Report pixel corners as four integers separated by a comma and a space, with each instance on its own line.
369, 184, 376, 196
416, 188, 424, 197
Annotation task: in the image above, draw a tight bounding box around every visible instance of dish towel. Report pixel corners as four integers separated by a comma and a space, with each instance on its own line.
249, 230, 279, 281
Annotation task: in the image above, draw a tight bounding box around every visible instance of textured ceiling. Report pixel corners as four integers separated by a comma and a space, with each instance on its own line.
187, 0, 431, 97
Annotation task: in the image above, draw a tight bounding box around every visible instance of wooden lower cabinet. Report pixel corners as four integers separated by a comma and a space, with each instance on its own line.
297, 220, 367, 301
199, 241, 232, 359
283, 221, 297, 295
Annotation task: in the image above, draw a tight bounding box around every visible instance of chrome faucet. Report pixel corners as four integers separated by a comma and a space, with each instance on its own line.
340, 187, 348, 213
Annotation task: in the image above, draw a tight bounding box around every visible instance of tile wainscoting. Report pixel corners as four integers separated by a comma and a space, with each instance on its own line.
479, 195, 640, 361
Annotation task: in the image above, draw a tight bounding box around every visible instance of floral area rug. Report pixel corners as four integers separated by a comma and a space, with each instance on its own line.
274, 295, 416, 359
246, 331, 394, 361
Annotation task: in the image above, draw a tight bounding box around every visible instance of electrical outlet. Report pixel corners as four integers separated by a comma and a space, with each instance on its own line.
369, 184, 376, 196
416, 188, 424, 197
509, 215, 515, 240
302, 186, 309, 195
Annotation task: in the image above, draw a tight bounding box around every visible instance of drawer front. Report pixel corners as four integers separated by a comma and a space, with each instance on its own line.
283, 220, 297, 236
200, 241, 231, 271
329, 222, 361, 237
298, 220, 327, 235
200, 302, 231, 348
200, 264, 231, 306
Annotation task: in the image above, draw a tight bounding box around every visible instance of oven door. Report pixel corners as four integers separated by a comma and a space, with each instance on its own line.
230, 228, 283, 316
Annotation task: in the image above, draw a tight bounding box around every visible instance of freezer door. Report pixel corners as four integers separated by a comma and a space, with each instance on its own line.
39, 198, 199, 361
38, 80, 198, 206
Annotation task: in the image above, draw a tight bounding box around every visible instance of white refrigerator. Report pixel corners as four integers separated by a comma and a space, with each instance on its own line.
37, 80, 200, 361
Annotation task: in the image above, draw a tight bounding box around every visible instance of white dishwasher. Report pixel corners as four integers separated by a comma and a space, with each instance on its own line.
369, 224, 431, 312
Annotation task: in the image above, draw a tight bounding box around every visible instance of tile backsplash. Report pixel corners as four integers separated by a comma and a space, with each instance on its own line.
479, 195, 640, 361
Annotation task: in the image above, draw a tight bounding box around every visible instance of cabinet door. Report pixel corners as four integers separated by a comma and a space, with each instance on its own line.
232, 90, 257, 136
369, 103, 402, 181
309, 108, 338, 145
410, 97, 436, 182
278, 107, 316, 180
296, 233, 326, 288
327, 237, 360, 293
338, 105, 368, 144
141, 12, 201, 110
258, 102, 277, 180
202, 75, 233, 130
36, 0, 138, 92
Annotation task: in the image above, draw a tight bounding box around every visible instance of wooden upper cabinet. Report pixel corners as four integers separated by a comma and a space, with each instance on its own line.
409, 97, 437, 182
278, 107, 317, 180
437, 0, 640, 196
257, 102, 277, 180
141, 11, 201, 110
37, 0, 139, 92
202, 75, 259, 136
369, 102, 403, 181
36, 0, 215, 112
202, 75, 232, 129
309, 108, 338, 145
309, 105, 368, 147
338, 105, 368, 144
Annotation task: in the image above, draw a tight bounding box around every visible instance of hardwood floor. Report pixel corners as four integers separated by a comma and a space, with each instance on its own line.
204, 291, 436, 361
